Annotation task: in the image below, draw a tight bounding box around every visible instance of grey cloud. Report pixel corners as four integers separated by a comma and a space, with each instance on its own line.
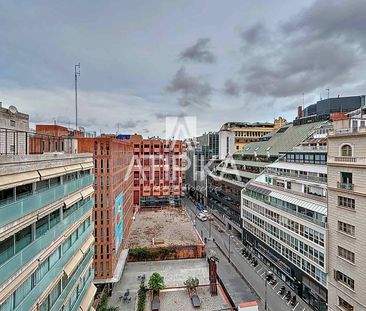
179, 38, 216, 63
115, 119, 146, 130
223, 79, 241, 96
241, 23, 269, 45
155, 111, 187, 120
166, 67, 212, 107
282, 0, 366, 45
232, 0, 365, 98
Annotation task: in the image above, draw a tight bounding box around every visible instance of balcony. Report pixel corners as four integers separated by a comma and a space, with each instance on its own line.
266, 169, 327, 183
0, 174, 94, 227
11, 225, 93, 311
328, 156, 366, 165
0, 200, 94, 286
337, 182, 354, 191
50, 251, 93, 311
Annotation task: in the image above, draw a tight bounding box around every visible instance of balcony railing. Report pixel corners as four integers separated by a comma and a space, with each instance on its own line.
328, 156, 366, 165
0, 174, 93, 227
243, 191, 326, 228
337, 182, 354, 191
266, 169, 327, 183
50, 251, 93, 311
16, 225, 93, 311
0, 199, 93, 286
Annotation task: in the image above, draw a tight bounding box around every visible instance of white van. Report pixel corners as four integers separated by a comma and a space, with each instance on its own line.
197, 213, 207, 221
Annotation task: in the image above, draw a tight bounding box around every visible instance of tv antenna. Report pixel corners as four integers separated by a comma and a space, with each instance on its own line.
74, 63, 80, 130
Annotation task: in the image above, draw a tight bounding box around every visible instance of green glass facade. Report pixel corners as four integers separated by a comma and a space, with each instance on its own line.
0, 160, 95, 311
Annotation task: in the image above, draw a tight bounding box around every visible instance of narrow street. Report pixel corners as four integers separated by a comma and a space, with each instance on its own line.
183, 197, 311, 311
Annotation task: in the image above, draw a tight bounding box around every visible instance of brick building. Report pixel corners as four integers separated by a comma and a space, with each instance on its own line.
78, 137, 134, 287
130, 136, 183, 208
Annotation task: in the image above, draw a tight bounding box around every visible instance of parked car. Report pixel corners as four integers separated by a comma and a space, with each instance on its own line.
197, 213, 207, 221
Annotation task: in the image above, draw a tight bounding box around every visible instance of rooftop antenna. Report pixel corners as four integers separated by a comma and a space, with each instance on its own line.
326, 88, 330, 99
302, 93, 304, 106
74, 63, 80, 130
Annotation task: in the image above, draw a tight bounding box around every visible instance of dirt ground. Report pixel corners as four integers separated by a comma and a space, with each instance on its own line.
127, 207, 202, 247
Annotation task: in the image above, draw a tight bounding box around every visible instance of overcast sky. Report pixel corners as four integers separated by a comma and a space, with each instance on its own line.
1, 0, 366, 137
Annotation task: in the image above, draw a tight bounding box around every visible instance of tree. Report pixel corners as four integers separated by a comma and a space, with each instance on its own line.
148, 272, 165, 295
184, 277, 200, 290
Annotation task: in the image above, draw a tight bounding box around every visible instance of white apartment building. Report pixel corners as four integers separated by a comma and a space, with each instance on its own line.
241, 127, 329, 310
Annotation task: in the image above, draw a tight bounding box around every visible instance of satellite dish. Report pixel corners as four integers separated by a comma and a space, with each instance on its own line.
8, 105, 18, 114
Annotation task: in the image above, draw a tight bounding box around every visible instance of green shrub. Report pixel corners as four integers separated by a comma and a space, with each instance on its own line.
129, 247, 152, 261
148, 272, 165, 295
137, 284, 147, 311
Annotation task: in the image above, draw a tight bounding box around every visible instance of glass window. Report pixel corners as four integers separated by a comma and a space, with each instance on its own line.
49, 247, 60, 268
14, 276, 32, 307
35, 259, 49, 284
0, 236, 14, 266
0, 295, 14, 311
15, 226, 32, 253
49, 209, 60, 228
49, 280, 61, 307
36, 216, 49, 238
341, 145, 352, 157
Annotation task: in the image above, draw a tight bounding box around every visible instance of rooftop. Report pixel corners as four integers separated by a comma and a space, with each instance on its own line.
127, 208, 203, 248
237, 121, 327, 158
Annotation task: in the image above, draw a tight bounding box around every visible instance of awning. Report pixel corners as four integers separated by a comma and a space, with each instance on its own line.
267, 161, 327, 174
64, 164, 83, 174
81, 162, 93, 170
0, 260, 38, 302
80, 235, 94, 254
270, 191, 327, 215
0, 171, 40, 191
79, 283, 97, 311
64, 250, 83, 277
38, 167, 66, 180
245, 183, 271, 196
81, 186, 94, 199
64, 192, 82, 208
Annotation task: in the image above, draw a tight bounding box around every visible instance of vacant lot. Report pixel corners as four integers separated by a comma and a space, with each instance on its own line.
127, 207, 202, 247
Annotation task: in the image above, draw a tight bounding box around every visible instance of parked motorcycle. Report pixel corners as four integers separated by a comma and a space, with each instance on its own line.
265, 271, 273, 281
285, 291, 292, 301
269, 278, 277, 285
290, 295, 297, 306
279, 286, 286, 295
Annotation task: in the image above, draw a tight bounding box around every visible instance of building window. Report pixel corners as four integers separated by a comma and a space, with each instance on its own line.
341, 145, 352, 157
0, 236, 15, 266
10, 120, 15, 127
334, 270, 354, 290
338, 246, 355, 263
36, 216, 50, 238
338, 221, 355, 236
15, 226, 32, 253
338, 196, 355, 209
338, 296, 354, 311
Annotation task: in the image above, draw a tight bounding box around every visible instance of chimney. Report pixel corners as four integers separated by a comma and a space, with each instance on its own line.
297, 106, 303, 119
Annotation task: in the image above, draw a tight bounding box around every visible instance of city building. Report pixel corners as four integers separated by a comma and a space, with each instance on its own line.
0, 152, 96, 311
327, 111, 366, 311
0, 104, 29, 155
185, 132, 219, 204
218, 130, 235, 159
131, 137, 183, 209
241, 124, 330, 310
77, 137, 134, 288
301, 95, 365, 118
208, 120, 328, 236
219, 117, 286, 152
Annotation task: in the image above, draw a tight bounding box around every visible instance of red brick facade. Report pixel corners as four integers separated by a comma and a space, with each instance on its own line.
131, 137, 183, 208
78, 137, 134, 281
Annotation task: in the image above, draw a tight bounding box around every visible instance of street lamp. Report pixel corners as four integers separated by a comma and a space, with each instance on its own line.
228, 235, 234, 263
264, 278, 267, 311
